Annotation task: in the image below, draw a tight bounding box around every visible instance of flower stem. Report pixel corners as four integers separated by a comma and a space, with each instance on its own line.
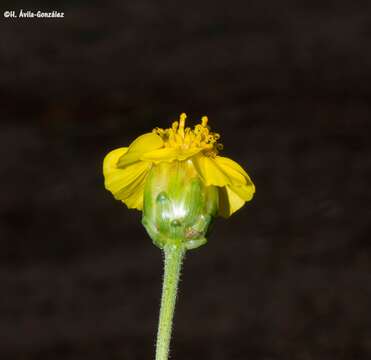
155, 244, 186, 360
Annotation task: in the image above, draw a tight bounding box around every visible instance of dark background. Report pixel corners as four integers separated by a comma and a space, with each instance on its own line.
1, 1, 371, 359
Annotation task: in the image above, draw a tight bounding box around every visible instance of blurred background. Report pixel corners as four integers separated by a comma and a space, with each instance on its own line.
1, 1, 371, 359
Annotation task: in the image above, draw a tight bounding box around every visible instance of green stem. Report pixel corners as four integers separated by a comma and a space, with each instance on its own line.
155, 244, 186, 360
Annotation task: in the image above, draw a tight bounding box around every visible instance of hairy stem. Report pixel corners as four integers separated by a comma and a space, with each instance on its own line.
155, 244, 185, 360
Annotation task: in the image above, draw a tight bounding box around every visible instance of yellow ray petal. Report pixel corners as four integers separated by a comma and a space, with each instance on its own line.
103, 147, 151, 210
193, 154, 254, 187
117, 133, 163, 168
218, 184, 254, 218
120, 171, 148, 210
141, 147, 201, 163
192, 154, 255, 217
103, 147, 128, 176
191, 154, 231, 187
230, 183, 255, 202
214, 156, 253, 185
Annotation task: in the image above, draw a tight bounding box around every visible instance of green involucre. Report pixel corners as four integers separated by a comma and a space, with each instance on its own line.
142, 160, 218, 250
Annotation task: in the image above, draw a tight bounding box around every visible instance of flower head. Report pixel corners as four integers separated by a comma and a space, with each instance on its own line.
103, 113, 255, 219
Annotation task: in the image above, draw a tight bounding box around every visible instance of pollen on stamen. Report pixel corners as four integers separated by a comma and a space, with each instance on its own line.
172, 121, 179, 131
178, 113, 187, 137
179, 113, 187, 127
153, 114, 222, 153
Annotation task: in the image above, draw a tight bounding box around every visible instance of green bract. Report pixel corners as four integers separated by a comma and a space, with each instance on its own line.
142, 160, 219, 250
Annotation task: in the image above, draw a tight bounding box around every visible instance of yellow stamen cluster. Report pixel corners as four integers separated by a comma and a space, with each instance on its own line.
153, 113, 223, 157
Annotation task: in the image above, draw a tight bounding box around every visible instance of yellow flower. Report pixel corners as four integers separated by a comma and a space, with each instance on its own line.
103, 113, 255, 218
